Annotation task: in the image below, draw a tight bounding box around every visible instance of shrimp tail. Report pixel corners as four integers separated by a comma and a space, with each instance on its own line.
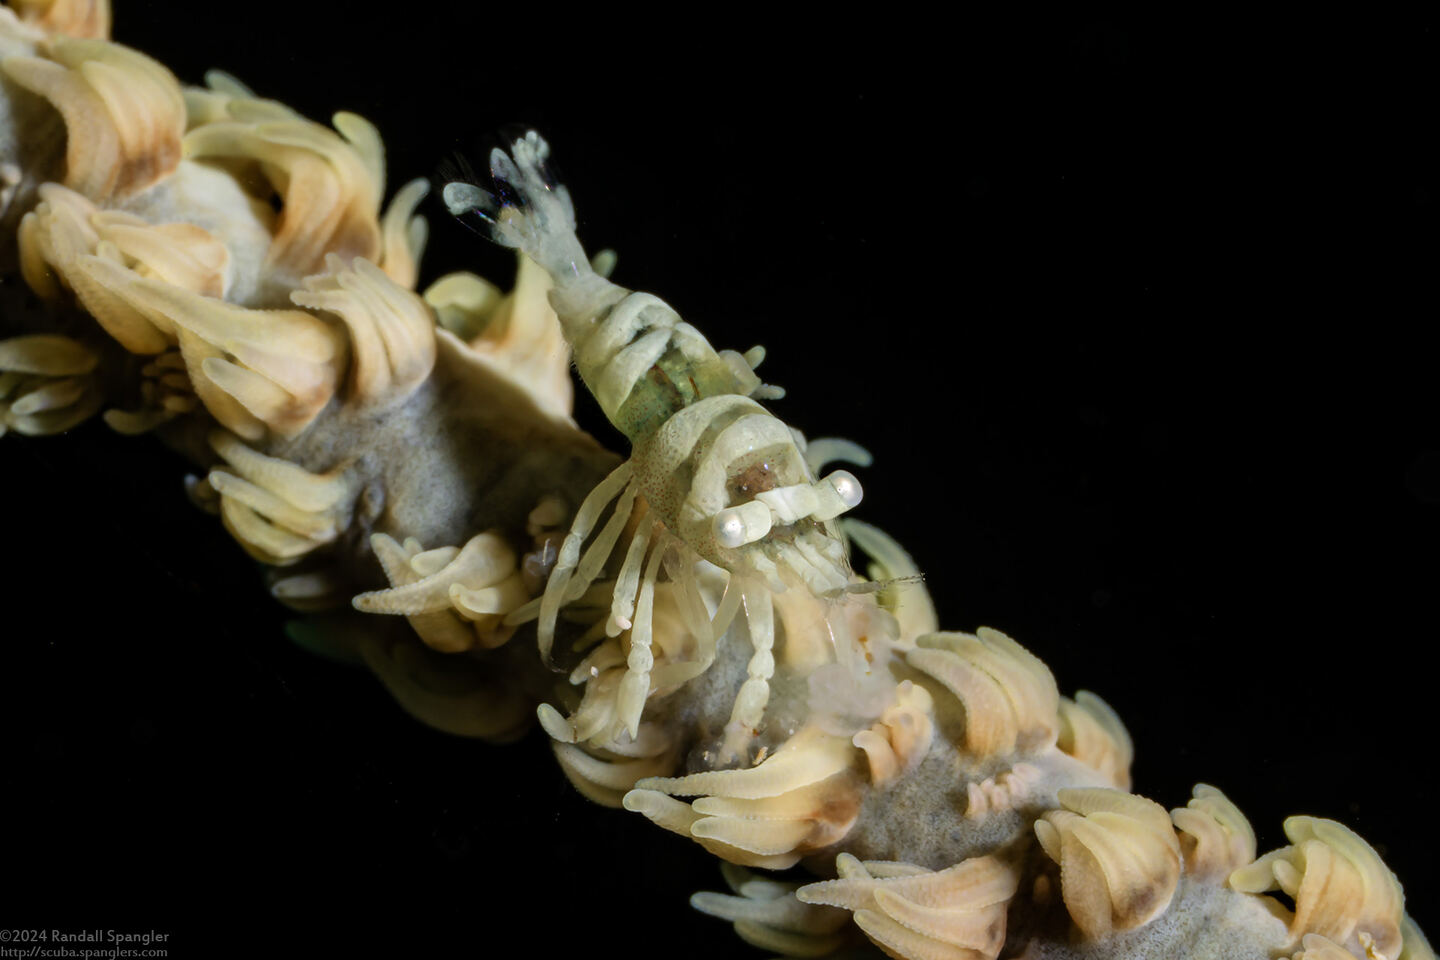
442, 131, 589, 281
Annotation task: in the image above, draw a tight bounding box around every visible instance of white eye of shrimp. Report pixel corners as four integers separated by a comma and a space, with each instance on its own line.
713, 501, 773, 548
825, 470, 864, 509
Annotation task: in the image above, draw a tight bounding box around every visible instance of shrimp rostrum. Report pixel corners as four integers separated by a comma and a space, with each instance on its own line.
443, 133, 868, 752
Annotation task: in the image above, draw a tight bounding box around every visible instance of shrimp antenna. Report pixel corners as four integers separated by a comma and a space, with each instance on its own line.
827, 574, 927, 599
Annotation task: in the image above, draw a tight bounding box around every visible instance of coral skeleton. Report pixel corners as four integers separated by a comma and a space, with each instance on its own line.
1, 5, 1430, 958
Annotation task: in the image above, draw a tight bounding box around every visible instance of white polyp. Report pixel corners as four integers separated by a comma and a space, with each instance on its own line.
410, 545, 460, 576
694, 788, 825, 826
208, 470, 335, 540
449, 575, 528, 617
853, 729, 898, 784
714, 500, 773, 548
802, 437, 874, 475
556, 744, 670, 794
9, 377, 83, 414
622, 789, 701, 838
221, 497, 314, 562
208, 429, 349, 512
602, 723, 672, 761
527, 495, 567, 532
368, 533, 417, 581
536, 703, 577, 743
199, 356, 289, 420
691, 815, 811, 856
358, 533, 518, 615
0, 334, 99, 376
269, 571, 339, 600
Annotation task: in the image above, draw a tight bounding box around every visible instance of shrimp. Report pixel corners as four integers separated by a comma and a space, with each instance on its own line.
443, 133, 868, 754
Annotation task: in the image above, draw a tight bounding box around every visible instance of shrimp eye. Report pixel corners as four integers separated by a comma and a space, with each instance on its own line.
825, 470, 864, 510
713, 501, 773, 548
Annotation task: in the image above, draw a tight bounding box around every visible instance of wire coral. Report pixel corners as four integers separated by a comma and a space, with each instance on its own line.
2, 4, 1433, 957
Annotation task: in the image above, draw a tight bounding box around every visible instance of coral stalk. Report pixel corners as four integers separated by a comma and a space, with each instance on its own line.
2, 5, 1431, 956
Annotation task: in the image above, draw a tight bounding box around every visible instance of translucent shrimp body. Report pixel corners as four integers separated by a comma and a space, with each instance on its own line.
444, 133, 867, 748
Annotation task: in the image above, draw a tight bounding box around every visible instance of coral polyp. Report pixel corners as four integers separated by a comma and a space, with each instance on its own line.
3, 4, 1432, 956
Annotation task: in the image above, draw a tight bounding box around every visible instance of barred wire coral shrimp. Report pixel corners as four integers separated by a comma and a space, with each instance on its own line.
442, 133, 879, 757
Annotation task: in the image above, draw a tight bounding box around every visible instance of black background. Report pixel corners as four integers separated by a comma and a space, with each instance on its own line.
2, 6, 1435, 957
